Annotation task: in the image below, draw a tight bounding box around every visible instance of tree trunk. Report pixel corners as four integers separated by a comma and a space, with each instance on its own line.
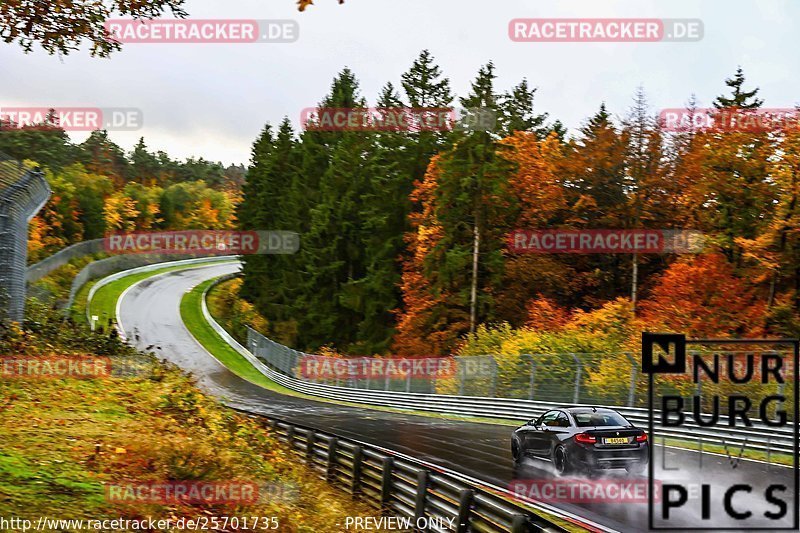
631, 252, 639, 313
469, 216, 480, 334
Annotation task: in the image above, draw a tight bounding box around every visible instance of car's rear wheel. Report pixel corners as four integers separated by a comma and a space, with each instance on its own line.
512, 440, 523, 465
553, 446, 570, 476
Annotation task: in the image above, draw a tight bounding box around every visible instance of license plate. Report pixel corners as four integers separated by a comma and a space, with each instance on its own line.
604, 437, 628, 445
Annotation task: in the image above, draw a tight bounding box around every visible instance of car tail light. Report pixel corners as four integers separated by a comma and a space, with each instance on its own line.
575, 433, 597, 444
636, 433, 648, 443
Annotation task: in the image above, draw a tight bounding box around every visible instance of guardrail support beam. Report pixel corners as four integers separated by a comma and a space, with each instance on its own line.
380, 456, 394, 514
510, 514, 529, 533
455, 489, 474, 533
326, 437, 338, 481
351, 445, 363, 496
414, 470, 429, 526
306, 430, 316, 465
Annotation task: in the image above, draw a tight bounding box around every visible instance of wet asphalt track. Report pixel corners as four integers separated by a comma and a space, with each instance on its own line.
117, 263, 797, 532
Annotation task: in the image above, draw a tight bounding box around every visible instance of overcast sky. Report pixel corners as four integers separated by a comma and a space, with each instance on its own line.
1, 0, 796, 165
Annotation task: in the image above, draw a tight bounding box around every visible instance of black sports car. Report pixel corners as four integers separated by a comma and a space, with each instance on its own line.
511, 407, 649, 475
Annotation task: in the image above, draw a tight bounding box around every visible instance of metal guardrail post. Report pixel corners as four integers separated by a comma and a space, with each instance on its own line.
490, 357, 498, 397
571, 353, 582, 404
351, 445, 363, 496
286, 425, 295, 449
306, 430, 316, 465
380, 456, 394, 513
455, 489, 474, 533
414, 470, 429, 525
525, 355, 536, 400
625, 352, 638, 407
510, 514, 529, 533
326, 437, 338, 481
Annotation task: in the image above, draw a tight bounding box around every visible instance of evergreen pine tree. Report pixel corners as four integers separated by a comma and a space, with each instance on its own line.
713, 67, 764, 109
498, 79, 548, 137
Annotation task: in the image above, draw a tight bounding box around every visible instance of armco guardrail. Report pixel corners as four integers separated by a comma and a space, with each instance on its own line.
26, 238, 246, 310
196, 274, 797, 457
0, 153, 50, 322
68, 252, 240, 311
239, 412, 590, 533
199, 277, 596, 533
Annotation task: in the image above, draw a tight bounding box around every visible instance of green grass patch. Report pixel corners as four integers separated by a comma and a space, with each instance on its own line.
659, 437, 794, 467
182, 277, 525, 426
180, 278, 297, 395
5, 278, 387, 530
71, 279, 96, 321
0, 352, 385, 530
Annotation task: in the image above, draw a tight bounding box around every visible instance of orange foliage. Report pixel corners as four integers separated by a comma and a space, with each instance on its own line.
501, 131, 567, 227
639, 254, 767, 337
524, 297, 571, 331
392, 156, 456, 356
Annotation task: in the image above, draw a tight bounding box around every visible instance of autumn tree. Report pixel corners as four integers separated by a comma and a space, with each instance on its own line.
493, 131, 576, 323
0, 117, 78, 170
104, 192, 140, 233
0, 0, 187, 56
639, 254, 767, 337
79, 131, 130, 187
621, 87, 677, 309
737, 127, 800, 315
394, 63, 519, 353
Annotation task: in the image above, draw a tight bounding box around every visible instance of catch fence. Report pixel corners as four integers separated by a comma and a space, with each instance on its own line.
0, 153, 50, 322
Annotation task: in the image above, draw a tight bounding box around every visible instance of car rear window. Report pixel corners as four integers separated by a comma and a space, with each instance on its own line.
573, 411, 630, 427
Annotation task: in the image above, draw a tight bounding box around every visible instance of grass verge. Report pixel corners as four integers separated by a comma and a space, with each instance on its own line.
659, 437, 793, 467
183, 277, 525, 426
1, 302, 386, 532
